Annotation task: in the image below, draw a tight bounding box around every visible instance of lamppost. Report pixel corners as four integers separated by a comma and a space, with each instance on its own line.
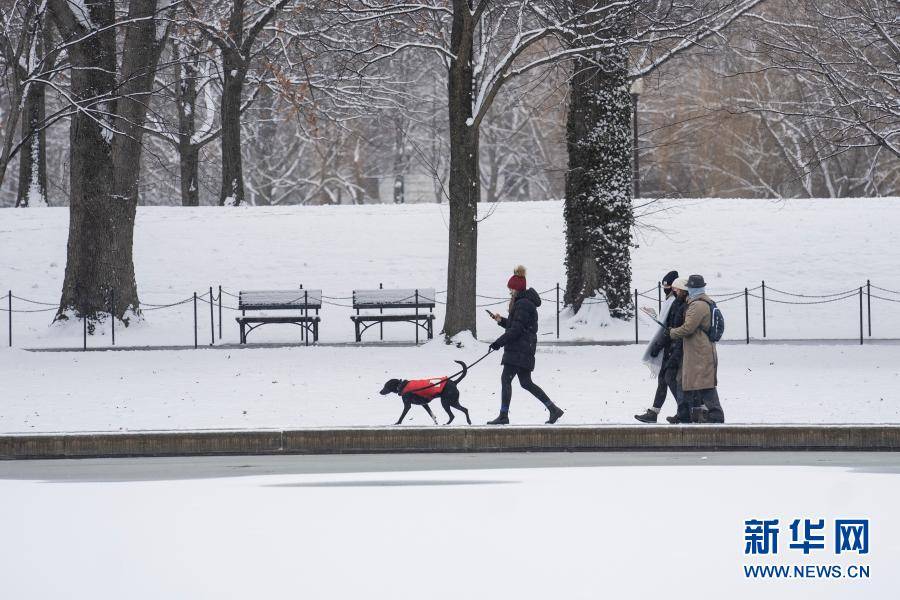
630, 77, 643, 199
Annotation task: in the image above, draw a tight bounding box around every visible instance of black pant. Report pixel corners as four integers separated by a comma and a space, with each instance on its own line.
500, 364, 552, 412
653, 365, 681, 410
685, 388, 725, 423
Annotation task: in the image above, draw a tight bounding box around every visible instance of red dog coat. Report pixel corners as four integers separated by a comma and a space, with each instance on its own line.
401, 377, 448, 399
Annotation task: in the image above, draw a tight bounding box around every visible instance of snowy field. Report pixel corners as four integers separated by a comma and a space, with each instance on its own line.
2, 455, 898, 599
2, 198, 900, 432
3, 340, 899, 432
2, 198, 900, 348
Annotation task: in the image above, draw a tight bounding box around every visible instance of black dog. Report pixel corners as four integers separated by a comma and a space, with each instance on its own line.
379, 361, 471, 425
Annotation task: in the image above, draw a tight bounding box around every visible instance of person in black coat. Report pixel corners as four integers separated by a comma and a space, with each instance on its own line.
635, 271, 686, 423
486, 273, 564, 425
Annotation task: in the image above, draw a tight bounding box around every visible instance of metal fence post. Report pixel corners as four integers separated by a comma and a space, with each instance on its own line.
761, 280, 766, 338
110, 289, 116, 346
744, 287, 749, 344
867, 279, 871, 337
657, 281, 662, 313
300, 291, 306, 344
193, 292, 198, 349
209, 286, 214, 345
83, 313, 87, 350
859, 287, 864, 345
379, 282, 383, 341
7, 291, 11, 347
415, 289, 420, 345
556, 283, 560, 340
634, 288, 639, 344
218, 285, 223, 341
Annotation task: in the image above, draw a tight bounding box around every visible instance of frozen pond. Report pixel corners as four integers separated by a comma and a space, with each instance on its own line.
2, 452, 898, 599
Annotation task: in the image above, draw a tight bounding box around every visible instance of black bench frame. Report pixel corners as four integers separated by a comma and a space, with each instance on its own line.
236, 290, 321, 345
350, 288, 435, 343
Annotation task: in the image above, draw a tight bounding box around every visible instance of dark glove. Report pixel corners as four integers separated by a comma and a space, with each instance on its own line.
649, 342, 661, 358
490, 340, 502, 351
664, 328, 672, 338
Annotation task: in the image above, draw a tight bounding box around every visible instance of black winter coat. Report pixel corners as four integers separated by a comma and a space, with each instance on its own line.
663, 295, 686, 370
492, 288, 541, 371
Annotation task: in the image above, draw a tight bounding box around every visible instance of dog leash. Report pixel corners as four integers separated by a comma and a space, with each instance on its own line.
402, 348, 495, 394
462, 348, 495, 371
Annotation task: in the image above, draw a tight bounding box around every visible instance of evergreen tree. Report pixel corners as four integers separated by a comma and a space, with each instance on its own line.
564, 44, 634, 318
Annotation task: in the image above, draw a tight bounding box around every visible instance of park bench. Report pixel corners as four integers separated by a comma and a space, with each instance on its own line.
236, 289, 322, 344
351, 288, 435, 343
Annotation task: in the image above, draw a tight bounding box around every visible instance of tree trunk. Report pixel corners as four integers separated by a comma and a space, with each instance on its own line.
393, 123, 406, 203
179, 145, 200, 207
219, 54, 246, 206
563, 47, 634, 319
8, 4, 49, 206
207, 0, 289, 206
50, 0, 163, 324
15, 77, 48, 207
442, 2, 479, 339
484, 141, 499, 204
176, 46, 200, 207
254, 85, 277, 205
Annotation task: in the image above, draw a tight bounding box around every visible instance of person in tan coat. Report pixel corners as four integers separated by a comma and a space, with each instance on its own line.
667, 274, 725, 423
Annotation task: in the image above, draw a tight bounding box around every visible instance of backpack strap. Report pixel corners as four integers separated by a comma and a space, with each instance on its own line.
696, 297, 714, 335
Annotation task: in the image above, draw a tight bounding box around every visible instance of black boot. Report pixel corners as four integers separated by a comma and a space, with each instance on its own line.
634, 409, 658, 424
707, 411, 725, 424
691, 407, 709, 423
487, 413, 509, 425
546, 404, 564, 424
666, 415, 682, 424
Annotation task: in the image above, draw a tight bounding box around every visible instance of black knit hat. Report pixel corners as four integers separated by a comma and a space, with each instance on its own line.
662, 270, 679, 287
687, 274, 706, 289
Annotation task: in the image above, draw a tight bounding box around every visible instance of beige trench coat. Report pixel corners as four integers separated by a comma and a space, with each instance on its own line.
668, 293, 718, 391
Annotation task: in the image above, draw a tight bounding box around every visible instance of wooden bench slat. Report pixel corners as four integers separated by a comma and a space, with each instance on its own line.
238, 316, 321, 323
353, 288, 435, 308
351, 314, 434, 322
239, 289, 322, 310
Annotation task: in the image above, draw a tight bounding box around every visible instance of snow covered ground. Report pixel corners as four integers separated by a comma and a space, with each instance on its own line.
2, 198, 899, 432
3, 339, 899, 433
2, 198, 900, 348
2, 458, 897, 599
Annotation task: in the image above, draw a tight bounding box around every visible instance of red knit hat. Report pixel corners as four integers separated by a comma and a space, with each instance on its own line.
507, 275, 526, 292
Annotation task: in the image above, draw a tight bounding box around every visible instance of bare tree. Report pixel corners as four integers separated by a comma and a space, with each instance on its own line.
326, 1, 670, 336
47, 0, 169, 323
480, 82, 564, 203
184, 0, 291, 206
140, 25, 229, 207
0, 0, 56, 206
633, 7, 900, 200
746, 0, 899, 162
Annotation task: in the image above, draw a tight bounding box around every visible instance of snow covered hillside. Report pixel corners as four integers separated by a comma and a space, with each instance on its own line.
2, 197, 900, 347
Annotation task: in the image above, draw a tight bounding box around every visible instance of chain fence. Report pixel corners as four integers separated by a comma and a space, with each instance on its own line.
2, 279, 898, 349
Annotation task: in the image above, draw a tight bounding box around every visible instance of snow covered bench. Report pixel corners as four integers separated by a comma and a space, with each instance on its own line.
236, 289, 322, 344
350, 288, 435, 343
